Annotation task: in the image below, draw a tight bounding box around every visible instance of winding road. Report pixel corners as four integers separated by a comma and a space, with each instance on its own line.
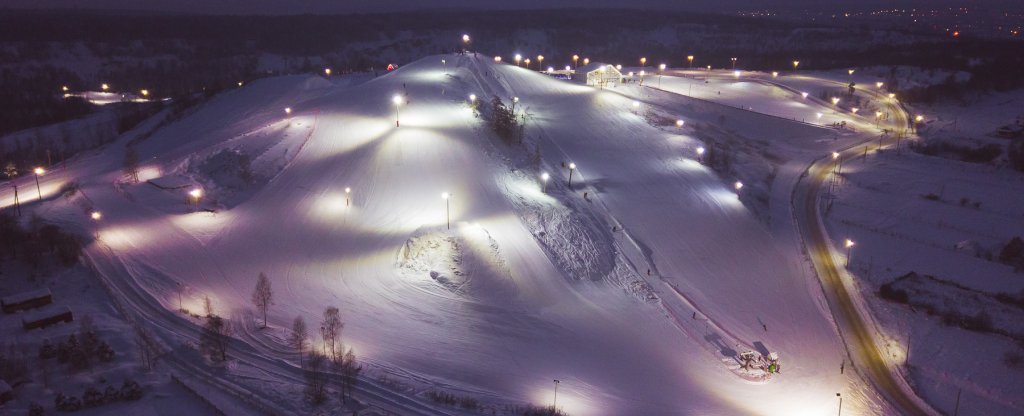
792, 85, 937, 416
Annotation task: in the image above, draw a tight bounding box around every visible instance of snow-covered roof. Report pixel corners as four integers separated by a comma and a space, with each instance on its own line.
1, 288, 51, 306
577, 62, 616, 75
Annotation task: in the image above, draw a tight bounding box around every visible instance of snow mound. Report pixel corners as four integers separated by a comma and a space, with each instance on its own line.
396, 225, 517, 303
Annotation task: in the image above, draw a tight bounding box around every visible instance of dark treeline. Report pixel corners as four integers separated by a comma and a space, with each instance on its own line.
0, 9, 1021, 136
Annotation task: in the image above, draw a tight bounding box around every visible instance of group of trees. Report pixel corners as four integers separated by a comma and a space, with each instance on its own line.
294, 306, 362, 405
286, 305, 362, 405
487, 96, 523, 145
195, 272, 363, 405
0, 214, 83, 273
38, 316, 116, 371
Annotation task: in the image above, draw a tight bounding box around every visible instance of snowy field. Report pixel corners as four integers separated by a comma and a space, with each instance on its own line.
7, 54, 1014, 415
824, 88, 1024, 415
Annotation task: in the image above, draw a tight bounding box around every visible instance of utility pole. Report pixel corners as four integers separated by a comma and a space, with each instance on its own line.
11, 185, 20, 216
953, 388, 962, 416
552, 379, 560, 410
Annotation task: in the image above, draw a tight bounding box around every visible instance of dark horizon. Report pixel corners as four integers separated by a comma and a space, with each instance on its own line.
3, 0, 1023, 16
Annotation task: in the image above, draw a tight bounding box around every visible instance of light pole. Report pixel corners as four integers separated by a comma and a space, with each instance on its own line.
875, 111, 883, 127
572, 54, 579, 69
33, 167, 45, 200
541, 172, 550, 193
837, 393, 843, 416
640, 57, 646, 68
914, 115, 924, 133
524, 58, 531, 69
284, 107, 292, 117
537, 55, 544, 71
734, 181, 743, 193
567, 163, 576, 189
687, 55, 694, 68
324, 68, 331, 76
345, 187, 351, 207
658, 63, 666, 87
101, 83, 109, 91
442, 59, 447, 73
583, 58, 589, 66
731, 57, 737, 69
676, 119, 685, 128
189, 188, 203, 208
696, 146, 705, 163
8, 184, 20, 216
461, 34, 470, 52
441, 192, 451, 230
514, 54, 522, 66
844, 239, 855, 267
552, 379, 560, 410
848, 69, 855, 76
393, 94, 403, 127
876, 81, 884, 89
90, 211, 101, 238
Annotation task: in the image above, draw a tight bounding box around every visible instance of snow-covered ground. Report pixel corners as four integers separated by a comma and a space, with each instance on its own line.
823, 87, 1024, 415
8, 55, 1006, 415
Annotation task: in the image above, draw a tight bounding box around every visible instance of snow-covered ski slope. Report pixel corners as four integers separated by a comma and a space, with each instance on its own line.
6, 55, 888, 414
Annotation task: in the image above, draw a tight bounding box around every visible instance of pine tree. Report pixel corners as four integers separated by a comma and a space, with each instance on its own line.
251, 272, 273, 328
200, 315, 230, 362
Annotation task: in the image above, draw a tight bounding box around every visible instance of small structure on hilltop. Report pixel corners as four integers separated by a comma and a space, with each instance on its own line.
577, 63, 623, 89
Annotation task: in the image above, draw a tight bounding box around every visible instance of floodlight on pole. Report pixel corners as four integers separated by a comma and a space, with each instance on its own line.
392, 94, 403, 127
844, 239, 855, 267
801, 92, 809, 99
101, 83, 110, 91
696, 146, 705, 163
640, 57, 646, 67
573, 54, 579, 69
541, 172, 550, 193
848, 69, 855, 75
816, 113, 823, 120
567, 163, 576, 189
553, 379, 561, 409
284, 107, 292, 116
687, 55, 694, 68
33, 167, 45, 199
831, 97, 840, 105
514, 54, 522, 66
494, 56, 502, 62
659, 63, 666, 71
524, 58, 531, 67
851, 107, 859, 114
62, 85, 69, 92
676, 119, 685, 128
876, 81, 884, 88
469, 94, 477, 103
772, 71, 779, 77
442, 59, 447, 73
537, 55, 544, 70
583, 58, 590, 65
189, 188, 203, 207
792, 60, 800, 69
91, 211, 102, 220
441, 192, 451, 230
345, 187, 351, 207
140, 89, 150, 97
734, 181, 743, 191
324, 68, 331, 76
731, 57, 737, 69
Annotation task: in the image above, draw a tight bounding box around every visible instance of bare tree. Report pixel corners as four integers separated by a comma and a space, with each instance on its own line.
251, 272, 274, 328
304, 351, 328, 404
289, 315, 308, 365
123, 146, 140, 183
203, 295, 214, 317
334, 347, 362, 404
321, 307, 343, 362
200, 315, 231, 362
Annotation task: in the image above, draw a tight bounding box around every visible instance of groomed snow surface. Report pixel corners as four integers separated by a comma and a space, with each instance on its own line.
4, 54, 915, 415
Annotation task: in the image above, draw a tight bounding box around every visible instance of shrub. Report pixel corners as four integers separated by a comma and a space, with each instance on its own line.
878, 283, 909, 303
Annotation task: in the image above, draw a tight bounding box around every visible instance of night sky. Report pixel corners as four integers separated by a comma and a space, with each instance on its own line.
3, 0, 1021, 14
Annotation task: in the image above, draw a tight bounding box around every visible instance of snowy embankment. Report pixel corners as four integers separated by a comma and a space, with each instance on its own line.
2, 55, 901, 415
